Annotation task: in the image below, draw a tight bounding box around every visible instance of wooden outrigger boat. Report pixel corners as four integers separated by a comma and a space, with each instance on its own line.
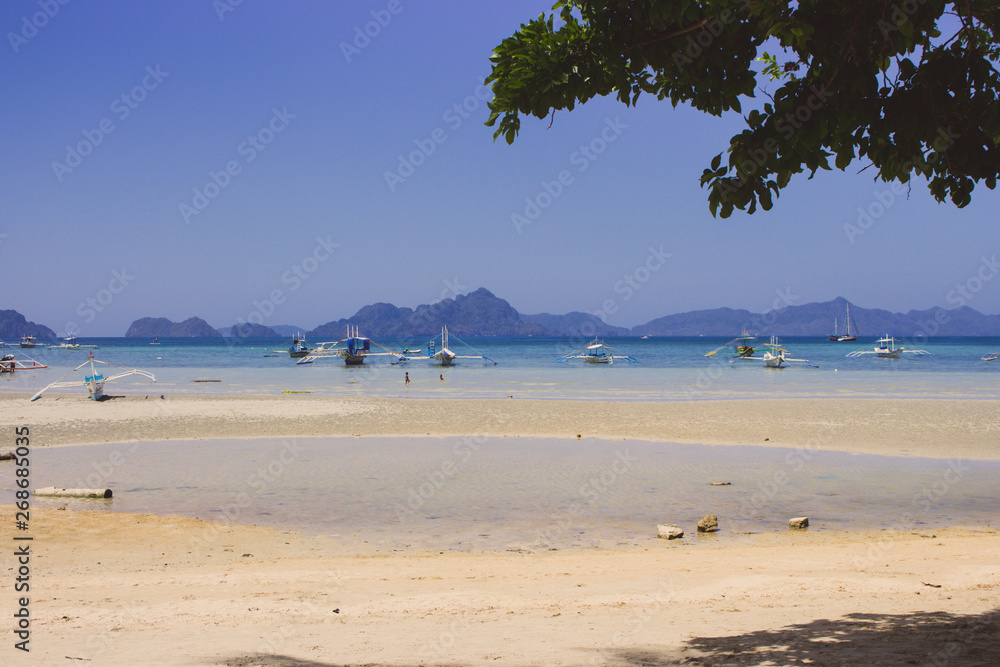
29, 351, 155, 401
739, 336, 817, 368
846, 335, 930, 359
982, 352, 999, 362
296, 326, 401, 366
1, 352, 47, 373
705, 329, 757, 359
555, 339, 637, 364
395, 326, 495, 366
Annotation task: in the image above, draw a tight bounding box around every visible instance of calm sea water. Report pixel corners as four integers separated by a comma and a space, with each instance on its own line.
3, 335, 999, 400
17, 436, 1000, 552
5, 336, 998, 550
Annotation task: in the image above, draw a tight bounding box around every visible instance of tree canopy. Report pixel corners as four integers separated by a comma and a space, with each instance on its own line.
485, 1, 1000, 217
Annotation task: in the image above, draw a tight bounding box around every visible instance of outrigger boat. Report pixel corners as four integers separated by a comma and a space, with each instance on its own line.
395, 326, 495, 366
296, 326, 401, 366
29, 350, 155, 401
50, 334, 99, 350
828, 302, 858, 342
980, 352, 998, 361
705, 329, 757, 359
740, 336, 817, 368
20, 336, 39, 348
846, 335, 930, 359
1, 347, 48, 373
288, 334, 310, 358
555, 339, 637, 365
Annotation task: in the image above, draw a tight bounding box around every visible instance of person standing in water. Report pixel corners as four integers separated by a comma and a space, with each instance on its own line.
405, 372, 410, 386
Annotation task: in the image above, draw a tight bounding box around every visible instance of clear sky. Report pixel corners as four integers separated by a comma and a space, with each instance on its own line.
3, 1, 999, 336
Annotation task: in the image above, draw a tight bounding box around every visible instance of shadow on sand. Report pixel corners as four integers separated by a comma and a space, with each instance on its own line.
217, 609, 999, 666
597, 608, 1000, 666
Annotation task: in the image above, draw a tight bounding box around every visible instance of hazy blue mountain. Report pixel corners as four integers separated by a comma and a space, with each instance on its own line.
270, 325, 306, 337
230, 323, 279, 338
521, 311, 631, 337
126, 317, 222, 337
308, 288, 553, 339
0, 309, 57, 340
631, 297, 1000, 337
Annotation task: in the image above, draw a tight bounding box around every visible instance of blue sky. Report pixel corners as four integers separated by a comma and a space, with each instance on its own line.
3, 1, 999, 336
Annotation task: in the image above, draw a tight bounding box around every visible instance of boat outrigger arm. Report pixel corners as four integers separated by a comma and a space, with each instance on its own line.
554, 339, 637, 364
29, 351, 155, 401
705, 330, 757, 358
296, 326, 402, 365
737, 336, 818, 368
846, 336, 931, 358
394, 326, 495, 366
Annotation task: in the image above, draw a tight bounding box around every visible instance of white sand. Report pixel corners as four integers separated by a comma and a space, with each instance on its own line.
3, 393, 998, 665
3, 509, 997, 666
3, 393, 999, 459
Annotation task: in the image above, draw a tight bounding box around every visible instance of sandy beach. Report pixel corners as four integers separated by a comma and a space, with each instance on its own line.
3, 393, 999, 459
3, 509, 998, 666
3, 394, 999, 665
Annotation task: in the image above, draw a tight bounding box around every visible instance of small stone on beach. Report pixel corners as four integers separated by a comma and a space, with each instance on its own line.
709, 481, 731, 486
697, 514, 719, 532
657, 524, 684, 540
789, 517, 809, 529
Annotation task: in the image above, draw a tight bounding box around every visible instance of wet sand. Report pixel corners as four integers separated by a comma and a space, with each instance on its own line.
3, 393, 999, 665
4, 392, 1000, 460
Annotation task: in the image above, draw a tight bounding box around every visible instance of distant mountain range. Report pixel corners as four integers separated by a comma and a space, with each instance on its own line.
0, 310, 56, 340
308, 288, 549, 339
125, 317, 221, 338
6, 291, 1000, 341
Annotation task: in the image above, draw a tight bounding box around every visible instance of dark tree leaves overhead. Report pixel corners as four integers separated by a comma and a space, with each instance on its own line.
485, 1, 1000, 217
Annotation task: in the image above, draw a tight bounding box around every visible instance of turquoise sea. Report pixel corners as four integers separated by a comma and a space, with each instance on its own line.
3, 335, 999, 400
6, 335, 998, 551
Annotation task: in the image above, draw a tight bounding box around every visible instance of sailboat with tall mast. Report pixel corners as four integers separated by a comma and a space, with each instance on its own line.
829, 302, 858, 342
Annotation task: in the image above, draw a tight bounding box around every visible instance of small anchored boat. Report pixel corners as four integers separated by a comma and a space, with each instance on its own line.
296, 326, 401, 366
846, 335, 930, 359
740, 336, 817, 368
395, 326, 495, 366
555, 339, 637, 364
29, 351, 155, 401
1, 352, 48, 373
705, 329, 757, 359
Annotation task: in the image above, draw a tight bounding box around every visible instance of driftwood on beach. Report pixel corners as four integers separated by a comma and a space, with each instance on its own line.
34, 487, 113, 499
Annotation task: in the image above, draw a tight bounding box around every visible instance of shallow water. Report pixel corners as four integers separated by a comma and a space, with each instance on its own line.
13, 437, 998, 552
4, 335, 1000, 400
